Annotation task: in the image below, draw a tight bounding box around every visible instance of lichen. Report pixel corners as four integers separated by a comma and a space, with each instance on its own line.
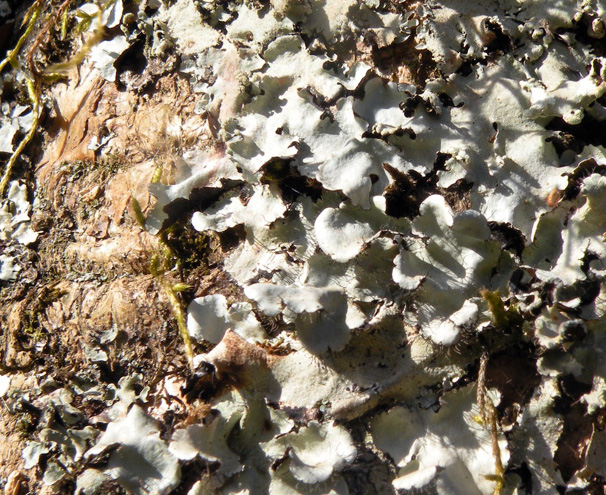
3, 0, 606, 493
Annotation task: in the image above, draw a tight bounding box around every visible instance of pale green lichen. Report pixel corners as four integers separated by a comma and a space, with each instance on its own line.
7, 0, 606, 493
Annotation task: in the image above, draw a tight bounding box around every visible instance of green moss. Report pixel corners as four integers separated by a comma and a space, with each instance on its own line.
65, 154, 126, 181
98, 154, 125, 175
130, 196, 147, 228
16, 413, 38, 438
24, 285, 66, 341
79, 197, 103, 220
160, 219, 221, 271
481, 289, 523, 331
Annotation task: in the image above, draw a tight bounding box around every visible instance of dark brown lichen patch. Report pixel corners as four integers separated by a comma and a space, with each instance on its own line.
546, 131, 585, 159
581, 251, 601, 276
271, 403, 324, 426
352, 9, 438, 88
181, 361, 223, 403
485, 346, 540, 425
118, 47, 180, 95
256, 312, 291, 340
442, 178, 473, 213
488, 222, 526, 258
383, 162, 472, 218
506, 462, 533, 495
562, 158, 606, 201
553, 374, 594, 482
432, 152, 452, 171
342, 417, 397, 495
369, 37, 438, 87
383, 163, 438, 219
546, 114, 606, 158
557, 278, 601, 307
259, 157, 323, 203
171, 458, 216, 495
483, 19, 515, 56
